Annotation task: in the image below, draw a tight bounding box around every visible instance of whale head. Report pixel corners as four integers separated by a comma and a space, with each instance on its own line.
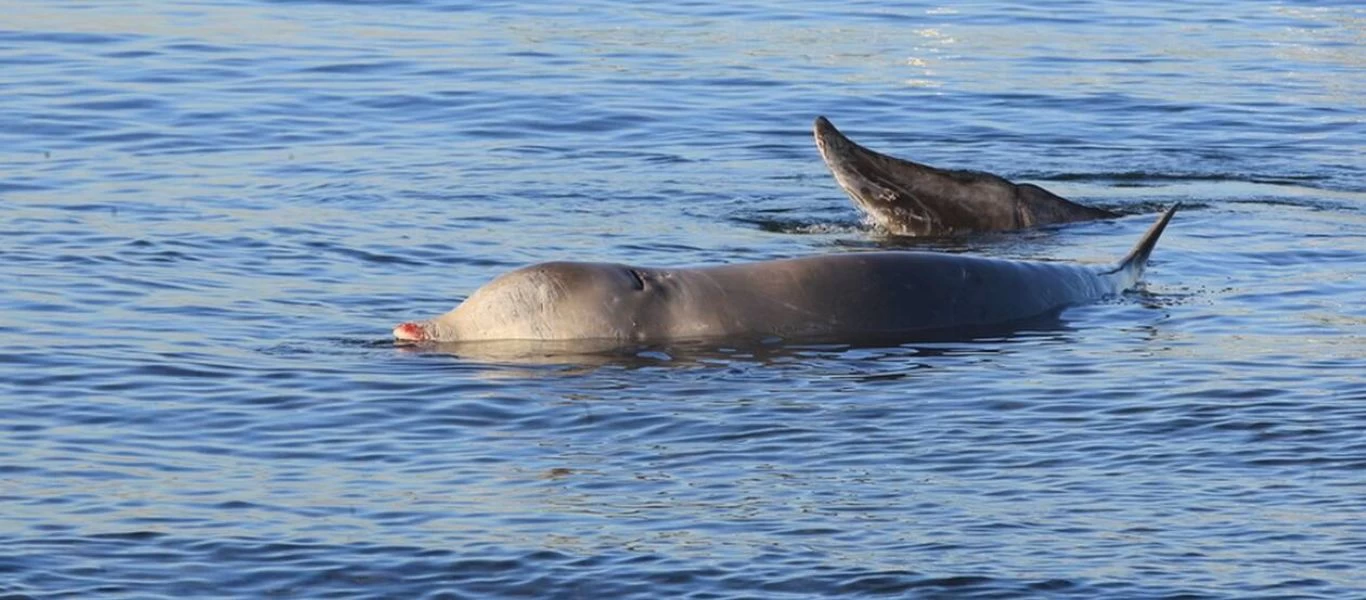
393, 262, 658, 343
813, 116, 1115, 235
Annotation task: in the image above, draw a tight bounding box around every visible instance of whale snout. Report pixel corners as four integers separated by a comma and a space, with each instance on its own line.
812, 116, 843, 150
393, 322, 427, 341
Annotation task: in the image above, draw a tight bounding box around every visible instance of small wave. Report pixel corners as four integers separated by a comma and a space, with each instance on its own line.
300, 241, 427, 267
299, 60, 414, 75
1035, 170, 1330, 189
732, 215, 864, 235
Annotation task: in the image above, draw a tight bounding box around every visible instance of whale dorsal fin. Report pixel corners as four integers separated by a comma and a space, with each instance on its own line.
1107, 203, 1180, 286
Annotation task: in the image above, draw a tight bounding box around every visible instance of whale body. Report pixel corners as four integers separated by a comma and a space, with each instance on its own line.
393, 206, 1177, 345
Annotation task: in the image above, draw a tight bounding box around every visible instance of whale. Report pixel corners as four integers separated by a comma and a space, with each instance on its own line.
392, 206, 1178, 346
813, 116, 1118, 236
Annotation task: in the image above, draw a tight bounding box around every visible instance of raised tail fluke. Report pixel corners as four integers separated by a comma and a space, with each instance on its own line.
1107, 203, 1180, 287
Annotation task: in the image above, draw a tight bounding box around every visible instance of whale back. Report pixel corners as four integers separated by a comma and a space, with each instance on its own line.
675, 252, 1106, 339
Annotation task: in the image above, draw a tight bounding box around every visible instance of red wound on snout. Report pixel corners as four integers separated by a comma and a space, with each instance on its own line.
394, 322, 425, 341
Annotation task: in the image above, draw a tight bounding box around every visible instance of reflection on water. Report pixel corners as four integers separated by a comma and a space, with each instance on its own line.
394, 312, 1074, 370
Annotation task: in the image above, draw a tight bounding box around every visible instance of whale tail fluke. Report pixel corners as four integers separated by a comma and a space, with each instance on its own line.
1109, 203, 1180, 287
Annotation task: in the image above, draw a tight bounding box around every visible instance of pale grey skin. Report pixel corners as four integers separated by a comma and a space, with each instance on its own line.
814, 116, 1118, 236
394, 206, 1177, 345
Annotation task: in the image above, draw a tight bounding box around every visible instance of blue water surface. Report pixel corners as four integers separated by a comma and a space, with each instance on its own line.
2, 0, 1364, 598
